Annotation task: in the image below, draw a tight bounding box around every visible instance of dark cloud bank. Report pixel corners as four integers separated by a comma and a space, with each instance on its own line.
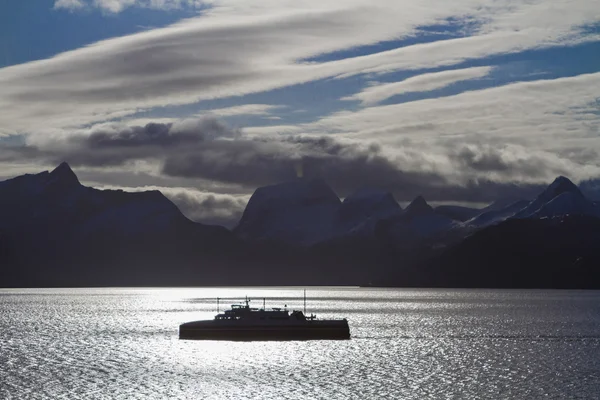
3, 117, 558, 210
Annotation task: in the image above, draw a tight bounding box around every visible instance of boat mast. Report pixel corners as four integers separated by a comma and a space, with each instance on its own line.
217, 297, 220, 313
304, 289, 306, 315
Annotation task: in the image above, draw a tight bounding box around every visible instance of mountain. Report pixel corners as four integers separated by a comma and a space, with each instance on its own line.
0, 163, 239, 287
376, 196, 458, 247
422, 215, 600, 288
434, 205, 481, 222
513, 176, 596, 219
2, 165, 600, 288
464, 200, 529, 228
334, 188, 401, 237
528, 191, 598, 219
480, 196, 526, 213
464, 177, 598, 228
234, 178, 341, 245
419, 177, 600, 288
404, 195, 433, 217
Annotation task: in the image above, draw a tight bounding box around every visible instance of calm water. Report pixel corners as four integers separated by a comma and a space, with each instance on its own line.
1, 287, 600, 399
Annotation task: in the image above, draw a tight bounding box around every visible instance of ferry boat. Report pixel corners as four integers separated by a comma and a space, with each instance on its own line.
179, 294, 350, 341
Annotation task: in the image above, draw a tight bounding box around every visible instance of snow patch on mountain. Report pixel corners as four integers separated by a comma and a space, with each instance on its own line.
464, 200, 530, 228
529, 191, 599, 219
514, 176, 593, 219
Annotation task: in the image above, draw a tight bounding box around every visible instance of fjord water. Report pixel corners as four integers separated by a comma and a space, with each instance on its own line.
2, 288, 600, 399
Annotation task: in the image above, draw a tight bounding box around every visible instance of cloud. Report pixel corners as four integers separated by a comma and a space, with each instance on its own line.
0, 116, 564, 203
160, 135, 436, 192
448, 144, 574, 180
11, 117, 240, 168
305, 72, 600, 181
4, 0, 598, 134
54, 0, 204, 13
202, 104, 285, 117
93, 184, 249, 227
54, 0, 86, 10
4, 61, 600, 201
159, 188, 249, 227
342, 66, 492, 105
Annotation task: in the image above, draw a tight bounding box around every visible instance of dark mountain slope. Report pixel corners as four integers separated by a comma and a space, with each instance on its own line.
434, 205, 481, 222
422, 215, 600, 288
0, 163, 239, 287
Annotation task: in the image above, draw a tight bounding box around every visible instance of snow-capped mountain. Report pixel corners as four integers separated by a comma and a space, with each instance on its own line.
463, 177, 600, 228
464, 200, 530, 228
513, 176, 598, 219
527, 191, 598, 219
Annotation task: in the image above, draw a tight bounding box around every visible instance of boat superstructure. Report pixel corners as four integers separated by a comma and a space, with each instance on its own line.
179, 295, 350, 341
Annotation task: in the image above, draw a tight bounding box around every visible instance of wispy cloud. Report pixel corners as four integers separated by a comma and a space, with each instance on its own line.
311, 72, 600, 140
342, 66, 492, 105
201, 104, 285, 117
305, 72, 600, 183
54, 0, 205, 13
54, 0, 85, 11
3, 0, 600, 205
3, 0, 598, 134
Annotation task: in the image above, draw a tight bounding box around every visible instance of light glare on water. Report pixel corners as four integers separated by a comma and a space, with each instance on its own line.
1, 287, 600, 399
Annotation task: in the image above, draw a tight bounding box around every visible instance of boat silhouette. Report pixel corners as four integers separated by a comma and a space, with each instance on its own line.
179, 291, 350, 341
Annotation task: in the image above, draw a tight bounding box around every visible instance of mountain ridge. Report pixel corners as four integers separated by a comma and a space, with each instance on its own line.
2, 163, 600, 288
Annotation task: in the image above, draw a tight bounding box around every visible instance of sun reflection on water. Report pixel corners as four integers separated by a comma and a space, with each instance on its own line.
2, 287, 600, 399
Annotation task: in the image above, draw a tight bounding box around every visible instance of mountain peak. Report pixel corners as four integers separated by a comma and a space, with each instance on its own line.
234, 178, 341, 244
513, 176, 587, 219
404, 195, 433, 217
337, 188, 400, 226
540, 176, 581, 203
49, 162, 80, 186
549, 176, 577, 189
248, 178, 340, 207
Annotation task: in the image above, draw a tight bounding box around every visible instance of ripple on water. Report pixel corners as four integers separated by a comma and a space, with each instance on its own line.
2, 288, 600, 399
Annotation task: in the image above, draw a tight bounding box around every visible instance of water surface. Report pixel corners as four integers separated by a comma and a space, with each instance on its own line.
1, 287, 600, 399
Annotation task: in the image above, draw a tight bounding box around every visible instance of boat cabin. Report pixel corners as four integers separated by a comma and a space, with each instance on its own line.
214, 302, 313, 321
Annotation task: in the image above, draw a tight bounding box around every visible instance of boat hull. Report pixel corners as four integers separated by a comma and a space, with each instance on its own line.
179, 320, 350, 341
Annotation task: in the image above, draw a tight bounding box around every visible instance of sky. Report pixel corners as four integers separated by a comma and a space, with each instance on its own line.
0, 0, 599, 227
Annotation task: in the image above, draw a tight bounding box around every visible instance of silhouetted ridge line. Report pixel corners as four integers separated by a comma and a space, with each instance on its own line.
1, 164, 600, 288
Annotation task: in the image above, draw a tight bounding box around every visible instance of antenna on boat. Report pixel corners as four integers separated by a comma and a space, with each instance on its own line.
304, 289, 306, 315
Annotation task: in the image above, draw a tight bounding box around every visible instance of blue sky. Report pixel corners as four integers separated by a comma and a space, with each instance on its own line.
0, 0, 599, 224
